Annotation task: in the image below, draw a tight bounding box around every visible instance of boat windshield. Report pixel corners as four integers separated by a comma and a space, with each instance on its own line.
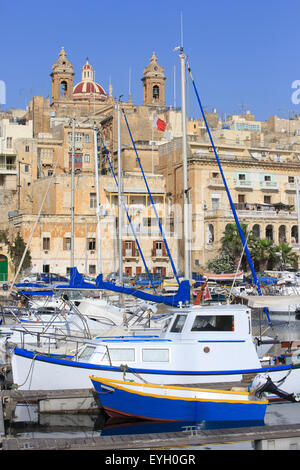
170, 314, 187, 333
77, 346, 96, 361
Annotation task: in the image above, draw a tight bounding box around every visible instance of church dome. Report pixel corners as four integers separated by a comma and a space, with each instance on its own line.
73, 59, 106, 99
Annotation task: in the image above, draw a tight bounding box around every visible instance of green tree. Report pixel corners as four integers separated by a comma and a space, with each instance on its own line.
275, 242, 298, 268
249, 238, 277, 272
7, 232, 31, 274
220, 223, 257, 270
207, 252, 236, 273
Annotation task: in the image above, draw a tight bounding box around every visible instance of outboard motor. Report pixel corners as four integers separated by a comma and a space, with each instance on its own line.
251, 373, 299, 403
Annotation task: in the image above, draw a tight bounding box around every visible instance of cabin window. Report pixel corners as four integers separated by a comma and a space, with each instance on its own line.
142, 349, 169, 362
78, 346, 96, 361
108, 348, 135, 362
170, 314, 187, 333
191, 315, 234, 332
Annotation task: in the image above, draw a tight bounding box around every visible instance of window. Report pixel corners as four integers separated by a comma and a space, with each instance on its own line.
170, 314, 187, 333
75, 132, 83, 143
85, 134, 90, 143
90, 192, 97, 208
108, 348, 135, 362
25, 145, 30, 152
88, 238, 96, 250
153, 85, 159, 100
60, 81, 67, 96
125, 241, 132, 256
84, 154, 90, 162
288, 176, 295, 183
238, 174, 246, 180
24, 165, 29, 172
6, 137, 12, 148
155, 241, 162, 256
63, 237, 71, 250
264, 175, 271, 182
264, 195, 271, 204
40, 148, 53, 159
43, 237, 50, 250
212, 172, 219, 179
191, 315, 234, 332
142, 349, 169, 362
78, 346, 96, 361
89, 265, 96, 275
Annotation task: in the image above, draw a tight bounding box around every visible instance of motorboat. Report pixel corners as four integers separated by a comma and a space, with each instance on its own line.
11, 301, 300, 399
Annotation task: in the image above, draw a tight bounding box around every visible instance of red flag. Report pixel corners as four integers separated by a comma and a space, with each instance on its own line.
203, 287, 212, 301
153, 116, 167, 132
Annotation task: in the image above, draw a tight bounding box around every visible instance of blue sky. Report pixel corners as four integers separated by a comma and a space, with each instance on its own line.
1, 0, 300, 121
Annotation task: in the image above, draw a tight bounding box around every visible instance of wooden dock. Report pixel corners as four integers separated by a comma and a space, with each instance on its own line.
2, 423, 300, 450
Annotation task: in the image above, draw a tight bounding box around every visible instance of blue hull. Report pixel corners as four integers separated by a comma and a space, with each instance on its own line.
91, 379, 267, 423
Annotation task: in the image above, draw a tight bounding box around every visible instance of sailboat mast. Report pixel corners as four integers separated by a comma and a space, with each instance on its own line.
117, 102, 123, 286
71, 115, 75, 268
179, 48, 190, 281
94, 125, 102, 275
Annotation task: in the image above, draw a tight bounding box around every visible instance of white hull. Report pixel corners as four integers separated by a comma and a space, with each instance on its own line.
11, 349, 300, 398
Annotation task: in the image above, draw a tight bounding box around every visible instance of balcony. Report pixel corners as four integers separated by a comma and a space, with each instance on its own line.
285, 182, 296, 193
0, 163, 17, 174
233, 178, 253, 190
123, 249, 139, 261
260, 180, 279, 191
207, 178, 224, 189
151, 248, 168, 259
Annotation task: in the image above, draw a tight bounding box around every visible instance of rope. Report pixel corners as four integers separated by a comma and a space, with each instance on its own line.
13, 352, 38, 388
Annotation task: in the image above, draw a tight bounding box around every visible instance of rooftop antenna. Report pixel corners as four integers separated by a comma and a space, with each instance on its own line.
173, 65, 176, 109
128, 67, 132, 102
180, 11, 184, 49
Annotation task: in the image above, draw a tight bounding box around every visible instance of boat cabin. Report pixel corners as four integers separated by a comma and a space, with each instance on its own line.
159, 304, 252, 341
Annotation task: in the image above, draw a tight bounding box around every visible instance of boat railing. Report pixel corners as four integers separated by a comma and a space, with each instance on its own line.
10, 328, 95, 358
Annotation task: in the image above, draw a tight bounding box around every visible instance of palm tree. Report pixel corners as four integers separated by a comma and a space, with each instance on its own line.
249, 238, 277, 272
275, 243, 298, 269
220, 223, 248, 263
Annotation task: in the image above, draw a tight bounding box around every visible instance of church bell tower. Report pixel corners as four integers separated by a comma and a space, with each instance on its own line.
51, 46, 75, 105
141, 52, 166, 107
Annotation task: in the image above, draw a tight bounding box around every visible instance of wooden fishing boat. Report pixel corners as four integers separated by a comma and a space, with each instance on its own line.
90, 376, 268, 423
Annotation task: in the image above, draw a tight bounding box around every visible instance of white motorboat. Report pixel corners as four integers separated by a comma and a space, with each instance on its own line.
11, 301, 300, 400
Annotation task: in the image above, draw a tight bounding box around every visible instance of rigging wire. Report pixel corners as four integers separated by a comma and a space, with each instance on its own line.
185, 52, 272, 325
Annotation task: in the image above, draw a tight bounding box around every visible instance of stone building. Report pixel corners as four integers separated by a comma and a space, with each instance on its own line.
157, 135, 300, 271
3, 46, 300, 282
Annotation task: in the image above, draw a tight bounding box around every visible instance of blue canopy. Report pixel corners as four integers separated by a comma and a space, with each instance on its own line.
56, 268, 190, 307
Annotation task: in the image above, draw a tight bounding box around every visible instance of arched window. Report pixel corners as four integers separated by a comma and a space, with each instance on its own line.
206, 224, 214, 244
266, 225, 274, 241
252, 224, 260, 238
153, 85, 159, 100
291, 225, 298, 244
60, 81, 68, 96
279, 225, 287, 243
